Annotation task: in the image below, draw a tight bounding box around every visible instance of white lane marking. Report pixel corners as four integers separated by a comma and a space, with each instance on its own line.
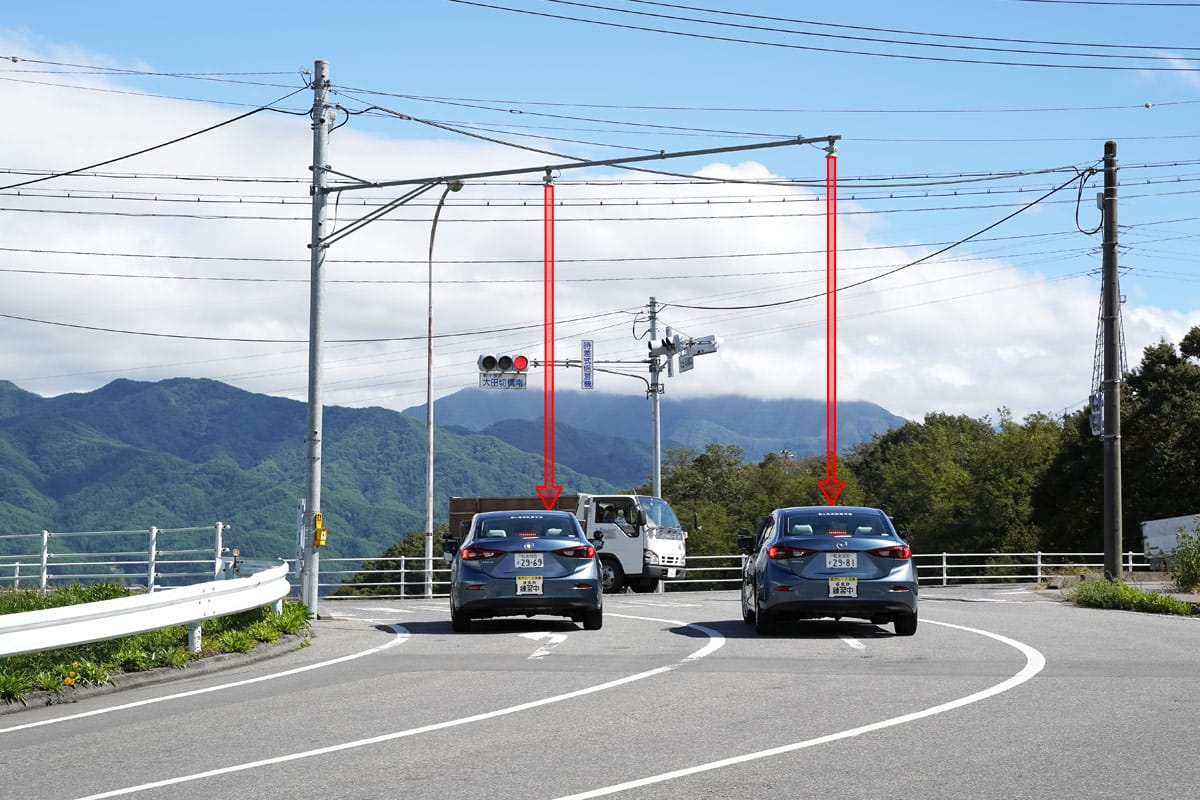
521, 631, 568, 659
0, 625, 410, 736
550, 619, 1046, 800
994, 589, 1034, 595
838, 635, 866, 651
610, 614, 725, 661
69, 616, 722, 800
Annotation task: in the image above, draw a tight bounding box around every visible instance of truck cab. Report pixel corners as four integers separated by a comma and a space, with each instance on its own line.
578, 493, 686, 593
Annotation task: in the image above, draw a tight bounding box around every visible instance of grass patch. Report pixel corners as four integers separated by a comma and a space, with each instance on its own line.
1070, 577, 1195, 616
1, 584, 311, 707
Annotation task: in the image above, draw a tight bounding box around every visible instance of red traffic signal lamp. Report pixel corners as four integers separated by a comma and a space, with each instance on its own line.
478, 354, 529, 373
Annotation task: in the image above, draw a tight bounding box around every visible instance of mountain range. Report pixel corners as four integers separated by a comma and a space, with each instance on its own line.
0, 378, 905, 560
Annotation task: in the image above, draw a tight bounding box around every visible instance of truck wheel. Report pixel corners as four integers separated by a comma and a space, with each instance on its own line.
581, 609, 603, 630
599, 557, 625, 594
450, 606, 471, 633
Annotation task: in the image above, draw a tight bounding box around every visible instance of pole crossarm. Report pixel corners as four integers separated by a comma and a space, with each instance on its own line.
318, 181, 440, 248
325, 135, 841, 195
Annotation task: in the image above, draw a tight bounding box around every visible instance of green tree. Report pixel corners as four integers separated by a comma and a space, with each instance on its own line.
1122, 329, 1200, 541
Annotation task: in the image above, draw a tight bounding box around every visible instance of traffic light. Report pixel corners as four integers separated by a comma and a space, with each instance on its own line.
478, 354, 530, 390
478, 354, 529, 373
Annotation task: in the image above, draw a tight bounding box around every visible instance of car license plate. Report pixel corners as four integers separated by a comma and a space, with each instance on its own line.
826, 552, 857, 569
828, 577, 858, 598
515, 553, 543, 569
516, 576, 543, 595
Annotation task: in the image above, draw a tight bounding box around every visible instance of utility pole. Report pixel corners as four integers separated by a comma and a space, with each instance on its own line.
1102, 140, 1123, 580
301, 60, 331, 613
648, 297, 663, 498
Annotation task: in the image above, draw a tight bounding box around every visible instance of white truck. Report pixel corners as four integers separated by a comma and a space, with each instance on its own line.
447, 493, 687, 593
1141, 513, 1200, 570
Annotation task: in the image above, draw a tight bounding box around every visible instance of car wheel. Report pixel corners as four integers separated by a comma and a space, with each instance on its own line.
741, 583, 756, 624
754, 598, 777, 636
599, 557, 625, 594
894, 612, 918, 636
450, 606, 471, 633
581, 609, 603, 630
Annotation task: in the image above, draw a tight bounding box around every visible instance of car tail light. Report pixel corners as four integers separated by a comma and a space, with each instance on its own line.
768, 544, 815, 560
869, 544, 912, 560
461, 546, 504, 560
555, 545, 596, 559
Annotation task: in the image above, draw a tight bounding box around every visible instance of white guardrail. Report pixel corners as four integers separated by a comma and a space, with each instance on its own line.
0, 563, 291, 658
300, 550, 1152, 600
0, 523, 229, 591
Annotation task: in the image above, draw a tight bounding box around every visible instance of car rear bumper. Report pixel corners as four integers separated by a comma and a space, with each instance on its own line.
453, 579, 602, 619
760, 582, 917, 621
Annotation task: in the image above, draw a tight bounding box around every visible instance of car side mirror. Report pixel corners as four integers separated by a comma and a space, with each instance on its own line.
591, 530, 606, 550
736, 529, 754, 554
441, 535, 459, 562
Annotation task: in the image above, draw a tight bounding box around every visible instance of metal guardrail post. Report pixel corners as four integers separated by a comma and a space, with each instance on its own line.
10, 562, 18, 590
188, 621, 202, 653
40, 530, 49, 591
942, 553, 948, 587
1036, 551, 1043, 582
214, 522, 225, 579
401, 555, 407, 597
147, 527, 158, 591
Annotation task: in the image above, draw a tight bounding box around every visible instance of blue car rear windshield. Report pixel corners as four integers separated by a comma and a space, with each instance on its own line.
782, 511, 893, 538
475, 513, 580, 539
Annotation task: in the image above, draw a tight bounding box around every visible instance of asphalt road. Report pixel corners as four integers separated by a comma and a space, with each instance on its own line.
3, 586, 1198, 800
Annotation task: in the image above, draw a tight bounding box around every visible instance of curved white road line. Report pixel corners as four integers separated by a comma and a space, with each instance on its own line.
69, 615, 721, 800
0, 624, 411, 735
550, 619, 1047, 800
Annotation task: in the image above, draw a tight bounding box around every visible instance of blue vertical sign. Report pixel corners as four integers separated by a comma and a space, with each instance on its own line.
581, 339, 594, 390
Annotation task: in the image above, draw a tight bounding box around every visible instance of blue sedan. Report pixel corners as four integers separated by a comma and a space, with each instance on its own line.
445, 510, 603, 632
738, 506, 918, 636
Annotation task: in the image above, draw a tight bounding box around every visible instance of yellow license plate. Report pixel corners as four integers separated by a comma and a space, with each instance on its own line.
516, 576, 543, 595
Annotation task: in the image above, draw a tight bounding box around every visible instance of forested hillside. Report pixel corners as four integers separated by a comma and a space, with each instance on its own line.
664, 327, 1200, 560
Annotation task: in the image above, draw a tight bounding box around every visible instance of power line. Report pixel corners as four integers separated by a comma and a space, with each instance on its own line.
542, 0, 1200, 61
622, 0, 1200, 51
664, 167, 1097, 310
0, 308, 631, 344
0, 85, 310, 192
446, 0, 1200, 71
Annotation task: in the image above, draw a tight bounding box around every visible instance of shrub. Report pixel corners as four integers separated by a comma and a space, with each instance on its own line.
0, 672, 32, 705
212, 630, 256, 654
1170, 531, 1200, 593
1071, 578, 1193, 616
246, 621, 280, 644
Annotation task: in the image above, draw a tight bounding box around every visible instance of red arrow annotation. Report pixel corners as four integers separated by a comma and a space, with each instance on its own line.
817, 151, 846, 506
536, 180, 564, 509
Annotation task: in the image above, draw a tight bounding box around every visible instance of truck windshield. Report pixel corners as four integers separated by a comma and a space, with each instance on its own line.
637, 496, 681, 530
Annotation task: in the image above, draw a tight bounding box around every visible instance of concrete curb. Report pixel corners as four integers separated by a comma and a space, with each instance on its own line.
0, 631, 312, 717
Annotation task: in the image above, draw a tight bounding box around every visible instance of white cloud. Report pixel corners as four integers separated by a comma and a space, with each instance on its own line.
1, 36, 1196, 427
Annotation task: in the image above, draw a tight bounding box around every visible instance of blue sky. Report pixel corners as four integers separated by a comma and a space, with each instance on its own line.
0, 1, 1197, 422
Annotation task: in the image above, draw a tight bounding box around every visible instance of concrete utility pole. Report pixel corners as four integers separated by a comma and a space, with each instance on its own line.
301, 60, 331, 612
648, 297, 663, 498
1101, 140, 1123, 580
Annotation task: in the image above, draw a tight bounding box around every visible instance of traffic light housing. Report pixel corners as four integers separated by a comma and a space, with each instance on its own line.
478, 354, 529, 373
